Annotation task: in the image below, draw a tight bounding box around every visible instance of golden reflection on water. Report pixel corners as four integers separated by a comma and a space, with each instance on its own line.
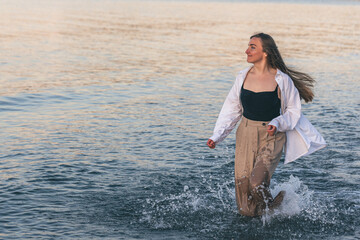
0, 1, 359, 95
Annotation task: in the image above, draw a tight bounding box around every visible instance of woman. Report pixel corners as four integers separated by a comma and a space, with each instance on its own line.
207, 33, 326, 217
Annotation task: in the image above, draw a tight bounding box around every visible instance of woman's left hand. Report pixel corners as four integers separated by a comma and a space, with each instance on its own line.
267, 125, 277, 136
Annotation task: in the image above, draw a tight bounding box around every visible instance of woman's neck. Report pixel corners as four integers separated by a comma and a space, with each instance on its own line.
251, 62, 275, 75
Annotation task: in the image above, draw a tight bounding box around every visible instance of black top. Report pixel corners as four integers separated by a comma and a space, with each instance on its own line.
240, 84, 281, 121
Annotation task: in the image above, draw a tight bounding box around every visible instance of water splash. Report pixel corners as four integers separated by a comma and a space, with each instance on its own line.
262, 175, 335, 226
139, 174, 317, 229
139, 176, 236, 231
139, 185, 206, 229
138, 171, 354, 240
273, 175, 313, 215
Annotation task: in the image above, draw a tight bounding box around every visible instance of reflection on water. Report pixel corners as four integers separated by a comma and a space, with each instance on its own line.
1, 1, 359, 95
0, 0, 359, 239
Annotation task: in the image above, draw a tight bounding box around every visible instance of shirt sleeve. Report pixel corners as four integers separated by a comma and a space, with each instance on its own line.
209, 75, 243, 144
269, 74, 301, 132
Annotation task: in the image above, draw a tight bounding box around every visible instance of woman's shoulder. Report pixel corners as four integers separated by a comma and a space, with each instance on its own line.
235, 66, 252, 79
276, 69, 293, 85
276, 69, 290, 78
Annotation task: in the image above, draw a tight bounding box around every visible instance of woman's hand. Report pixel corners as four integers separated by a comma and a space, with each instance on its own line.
267, 125, 277, 136
207, 139, 216, 149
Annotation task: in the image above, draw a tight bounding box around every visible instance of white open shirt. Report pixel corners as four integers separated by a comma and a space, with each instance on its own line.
210, 67, 326, 164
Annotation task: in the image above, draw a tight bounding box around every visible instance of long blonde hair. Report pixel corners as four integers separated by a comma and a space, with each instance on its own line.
251, 33, 315, 103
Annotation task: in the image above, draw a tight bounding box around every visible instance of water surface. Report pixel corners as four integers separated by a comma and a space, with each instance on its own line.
0, 0, 359, 239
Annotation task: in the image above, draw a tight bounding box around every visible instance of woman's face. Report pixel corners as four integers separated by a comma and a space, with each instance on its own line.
245, 37, 266, 64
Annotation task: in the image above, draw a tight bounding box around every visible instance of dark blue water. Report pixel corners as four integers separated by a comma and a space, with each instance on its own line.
1, 0, 359, 239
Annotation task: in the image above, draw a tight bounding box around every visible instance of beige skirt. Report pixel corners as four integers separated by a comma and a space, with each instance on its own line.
234, 117, 286, 216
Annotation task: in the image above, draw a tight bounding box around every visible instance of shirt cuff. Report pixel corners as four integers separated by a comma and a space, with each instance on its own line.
209, 135, 219, 143
268, 119, 279, 131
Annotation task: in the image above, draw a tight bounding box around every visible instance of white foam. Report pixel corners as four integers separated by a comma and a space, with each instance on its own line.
261, 175, 314, 224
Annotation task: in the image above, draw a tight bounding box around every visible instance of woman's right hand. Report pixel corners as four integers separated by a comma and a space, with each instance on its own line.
207, 139, 216, 149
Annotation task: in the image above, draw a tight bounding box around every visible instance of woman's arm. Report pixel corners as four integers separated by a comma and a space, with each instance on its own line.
269, 74, 301, 132
208, 76, 243, 146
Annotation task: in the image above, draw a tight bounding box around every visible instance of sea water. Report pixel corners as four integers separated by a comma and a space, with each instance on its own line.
0, 0, 359, 239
